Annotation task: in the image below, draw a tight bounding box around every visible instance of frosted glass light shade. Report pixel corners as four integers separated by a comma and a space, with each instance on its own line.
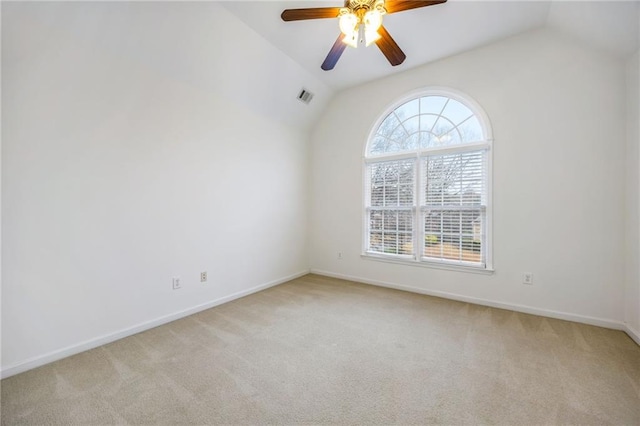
363, 9, 382, 46
343, 30, 358, 48
339, 12, 358, 36
363, 10, 382, 31
364, 29, 380, 46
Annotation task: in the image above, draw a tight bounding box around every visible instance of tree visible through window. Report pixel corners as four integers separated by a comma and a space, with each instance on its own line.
364, 90, 492, 269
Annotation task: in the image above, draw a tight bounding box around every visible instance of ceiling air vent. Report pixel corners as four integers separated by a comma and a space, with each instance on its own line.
297, 88, 314, 104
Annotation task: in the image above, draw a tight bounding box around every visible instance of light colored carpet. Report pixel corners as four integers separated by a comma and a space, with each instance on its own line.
2, 274, 639, 425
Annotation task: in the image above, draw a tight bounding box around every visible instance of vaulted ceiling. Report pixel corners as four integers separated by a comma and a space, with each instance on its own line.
223, 1, 639, 91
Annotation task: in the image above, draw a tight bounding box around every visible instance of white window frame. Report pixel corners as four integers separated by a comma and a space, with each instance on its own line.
362, 87, 494, 273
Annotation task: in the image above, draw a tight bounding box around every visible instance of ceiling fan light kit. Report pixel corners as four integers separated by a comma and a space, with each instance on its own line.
338, 0, 385, 48
281, 0, 447, 71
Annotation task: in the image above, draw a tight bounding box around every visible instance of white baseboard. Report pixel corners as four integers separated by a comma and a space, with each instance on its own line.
310, 269, 628, 332
1, 270, 309, 379
624, 324, 640, 346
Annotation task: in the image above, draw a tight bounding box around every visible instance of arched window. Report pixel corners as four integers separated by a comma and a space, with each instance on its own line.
364, 88, 492, 270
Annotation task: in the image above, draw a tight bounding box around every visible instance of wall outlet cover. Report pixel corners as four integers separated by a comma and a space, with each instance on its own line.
172, 277, 182, 290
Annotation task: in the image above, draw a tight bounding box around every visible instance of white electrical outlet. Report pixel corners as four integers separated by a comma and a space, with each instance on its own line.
523, 273, 533, 285
200, 271, 207, 282
172, 277, 182, 290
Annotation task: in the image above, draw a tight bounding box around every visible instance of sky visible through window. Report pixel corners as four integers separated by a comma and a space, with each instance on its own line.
369, 96, 483, 156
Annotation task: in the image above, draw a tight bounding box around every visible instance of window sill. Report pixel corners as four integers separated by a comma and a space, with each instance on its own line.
361, 253, 495, 275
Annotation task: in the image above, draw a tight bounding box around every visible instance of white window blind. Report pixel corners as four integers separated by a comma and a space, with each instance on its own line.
366, 159, 415, 256
422, 150, 486, 266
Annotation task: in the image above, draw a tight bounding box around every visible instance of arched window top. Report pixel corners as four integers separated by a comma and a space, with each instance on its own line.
367, 89, 491, 157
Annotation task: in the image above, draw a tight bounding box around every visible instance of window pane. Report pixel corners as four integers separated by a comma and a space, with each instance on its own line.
441, 98, 474, 125
370, 231, 383, 252
368, 209, 413, 255
424, 211, 441, 234
377, 113, 401, 140
390, 126, 409, 147
371, 184, 384, 206
399, 183, 413, 206
458, 116, 483, 142
460, 152, 484, 205
384, 184, 399, 206
398, 211, 412, 232
424, 152, 484, 207
395, 98, 420, 120
435, 128, 462, 146
419, 131, 433, 149
423, 209, 483, 263
383, 210, 397, 231
367, 160, 414, 208
442, 210, 461, 234
422, 149, 485, 265
425, 155, 461, 206
400, 133, 420, 151
369, 211, 383, 231
431, 117, 456, 146
419, 114, 439, 134
398, 233, 413, 255
369, 135, 394, 155
420, 96, 448, 115
402, 116, 420, 135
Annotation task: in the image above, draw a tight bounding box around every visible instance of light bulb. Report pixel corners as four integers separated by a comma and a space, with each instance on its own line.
339, 12, 358, 36
363, 9, 382, 46
363, 10, 382, 32
364, 28, 381, 46
338, 10, 359, 48
343, 29, 359, 48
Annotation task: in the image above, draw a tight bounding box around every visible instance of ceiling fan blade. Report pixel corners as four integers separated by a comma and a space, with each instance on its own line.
321, 34, 348, 71
384, 0, 447, 14
375, 25, 406, 66
281, 7, 342, 21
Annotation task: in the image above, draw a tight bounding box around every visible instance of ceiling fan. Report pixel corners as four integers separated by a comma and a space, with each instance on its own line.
281, 0, 447, 71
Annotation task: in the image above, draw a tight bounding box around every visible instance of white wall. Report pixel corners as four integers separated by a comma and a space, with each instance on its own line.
2, 2, 637, 378
1, 2, 324, 375
626, 50, 640, 342
310, 28, 628, 327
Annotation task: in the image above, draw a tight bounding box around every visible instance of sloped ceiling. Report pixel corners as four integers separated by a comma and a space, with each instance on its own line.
5, 1, 333, 130
223, 0, 639, 91
547, 1, 639, 57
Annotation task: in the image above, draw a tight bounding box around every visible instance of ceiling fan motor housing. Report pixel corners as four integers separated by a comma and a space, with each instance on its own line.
345, 0, 384, 13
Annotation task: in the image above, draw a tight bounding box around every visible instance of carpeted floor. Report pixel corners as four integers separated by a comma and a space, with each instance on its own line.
2, 274, 639, 425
